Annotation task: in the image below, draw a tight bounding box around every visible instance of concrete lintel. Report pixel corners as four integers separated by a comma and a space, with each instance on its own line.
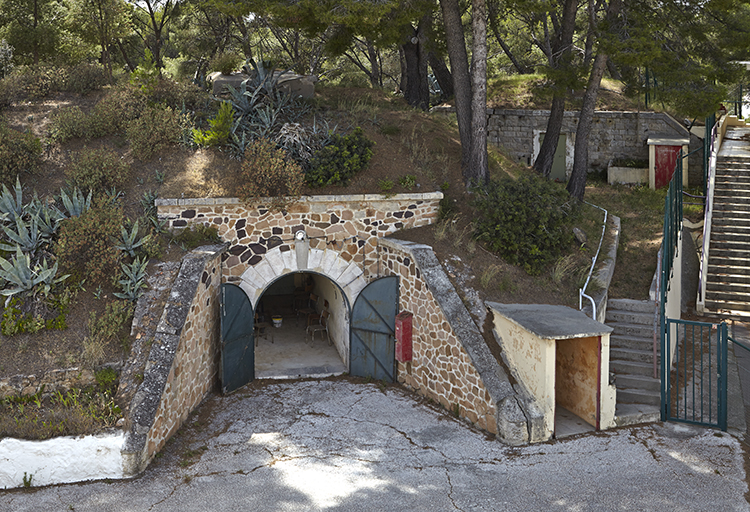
486, 303, 613, 340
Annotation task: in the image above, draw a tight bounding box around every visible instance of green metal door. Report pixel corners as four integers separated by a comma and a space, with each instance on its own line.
220, 283, 254, 393
350, 276, 398, 382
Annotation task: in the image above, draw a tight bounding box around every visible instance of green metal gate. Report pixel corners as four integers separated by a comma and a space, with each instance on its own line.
661, 319, 727, 430
220, 283, 255, 393
350, 276, 398, 382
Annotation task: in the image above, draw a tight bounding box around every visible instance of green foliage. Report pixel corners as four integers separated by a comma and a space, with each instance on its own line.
0, 215, 45, 254
192, 101, 233, 147
378, 178, 394, 192
0, 123, 42, 187
60, 63, 108, 94
0, 176, 25, 221
114, 220, 151, 257
210, 52, 242, 75
473, 175, 575, 275
0, 246, 67, 300
171, 223, 220, 250
130, 49, 159, 95
49, 106, 88, 142
399, 174, 416, 189
88, 300, 134, 346
95, 368, 118, 394
0, 39, 13, 79
55, 201, 123, 285
113, 257, 147, 301
305, 127, 374, 187
66, 148, 130, 193
238, 138, 305, 201
60, 187, 92, 218
125, 105, 180, 160
91, 85, 147, 135
1, 292, 69, 335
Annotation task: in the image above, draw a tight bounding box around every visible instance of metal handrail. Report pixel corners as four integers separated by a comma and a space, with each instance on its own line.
697, 118, 721, 309
728, 335, 750, 354
578, 202, 608, 320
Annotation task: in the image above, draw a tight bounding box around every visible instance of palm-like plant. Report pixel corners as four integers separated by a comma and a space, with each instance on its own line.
0, 246, 68, 304
60, 187, 92, 218
115, 220, 152, 257
0, 215, 44, 254
0, 177, 26, 222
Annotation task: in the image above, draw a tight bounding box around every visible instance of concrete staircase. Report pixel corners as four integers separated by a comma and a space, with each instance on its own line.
606, 298, 661, 425
705, 155, 750, 315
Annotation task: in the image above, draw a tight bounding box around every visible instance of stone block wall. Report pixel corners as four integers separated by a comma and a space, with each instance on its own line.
156, 193, 441, 283
378, 238, 543, 445
0, 367, 96, 399
434, 107, 703, 186
122, 245, 224, 476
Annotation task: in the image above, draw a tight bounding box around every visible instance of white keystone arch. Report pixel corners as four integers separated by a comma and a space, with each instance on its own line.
237, 245, 367, 309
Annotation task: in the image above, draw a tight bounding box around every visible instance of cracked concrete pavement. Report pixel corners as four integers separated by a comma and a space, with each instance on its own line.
2, 378, 748, 511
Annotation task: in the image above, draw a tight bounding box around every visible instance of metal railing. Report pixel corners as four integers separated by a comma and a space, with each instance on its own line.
697, 115, 722, 309
579, 202, 608, 320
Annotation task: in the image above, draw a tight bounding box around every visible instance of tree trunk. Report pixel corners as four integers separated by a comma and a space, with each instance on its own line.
116, 39, 136, 72
532, 95, 566, 177
488, 0, 529, 74
567, 51, 608, 200
428, 52, 454, 99
440, 0, 472, 171
400, 17, 430, 111
468, 0, 489, 186
531, 0, 577, 177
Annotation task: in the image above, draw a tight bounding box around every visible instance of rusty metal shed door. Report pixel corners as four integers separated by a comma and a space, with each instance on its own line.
220, 283, 254, 393
349, 276, 398, 382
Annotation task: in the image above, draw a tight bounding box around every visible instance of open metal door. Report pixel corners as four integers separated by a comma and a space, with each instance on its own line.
350, 276, 398, 382
220, 283, 254, 393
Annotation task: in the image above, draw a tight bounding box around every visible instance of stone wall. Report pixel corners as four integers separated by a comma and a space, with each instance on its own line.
122, 245, 224, 476
156, 193, 441, 283
434, 107, 703, 185
378, 238, 545, 445
0, 367, 97, 400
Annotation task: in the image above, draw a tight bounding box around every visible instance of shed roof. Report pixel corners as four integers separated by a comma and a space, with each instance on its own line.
486, 303, 613, 340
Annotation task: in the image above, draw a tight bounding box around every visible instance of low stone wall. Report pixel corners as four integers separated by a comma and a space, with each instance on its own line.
122, 245, 224, 476
378, 238, 545, 445
156, 193, 441, 282
0, 367, 96, 400
433, 107, 702, 186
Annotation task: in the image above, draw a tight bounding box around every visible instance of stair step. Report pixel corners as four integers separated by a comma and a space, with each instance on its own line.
611, 347, 660, 363
708, 255, 750, 267
711, 231, 750, 242
713, 202, 750, 213
715, 189, 750, 199
615, 373, 660, 392
706, 273, 750, 286
706, 281, 750, 294
709, 240, 750, 252
712, 211, 750, 222
615, 403, 660, 426
605, 310, 653, 325
611, 359, 655, 376
607, 321, 654, 338
617, 387, 661, 406
610, 334, 657, 352
708, 264, 750, 276
704, 299, 750, 313
710, 247, 750, 259
607, 298, 654, 314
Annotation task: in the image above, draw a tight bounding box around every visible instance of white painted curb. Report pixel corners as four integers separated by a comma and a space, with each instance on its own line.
0, 431, 126, 489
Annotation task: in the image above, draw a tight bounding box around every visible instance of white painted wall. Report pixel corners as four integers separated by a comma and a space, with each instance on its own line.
0, 431, 125, 489
314, 276, 350, 369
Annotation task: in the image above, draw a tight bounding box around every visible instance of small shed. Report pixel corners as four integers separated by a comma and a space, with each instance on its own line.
487, 303, 616, 440
647, 134, 689, 189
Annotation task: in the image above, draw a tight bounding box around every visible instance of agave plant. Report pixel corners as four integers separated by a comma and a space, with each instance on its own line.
115, 220, 152, 257
0, 246, 68, 304
60, 187, 92, 218
0, 177, 26, 222
0, 215, 44, 254
26, 197, 65, 239
114, 256, 148, 301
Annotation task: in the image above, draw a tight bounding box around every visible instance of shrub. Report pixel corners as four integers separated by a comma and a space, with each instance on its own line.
237, 138, 305, 201
125, 105, 180, 160
150, 78, 208, 111
192, 101, 233, 147
0, 123, 42, 187
0, 39, 13, 79
210, 53, 242, 75
91, 85, 146, 136
473, 175, 575, 275
7, 64, 66, 100
60, 63, 108, 94
66, 148, 130, 192
49, 106, 89, 142
171, 223, 220, 250
55, 200, 123, 285
88, 300, 134, 352
306, 127, 374, 187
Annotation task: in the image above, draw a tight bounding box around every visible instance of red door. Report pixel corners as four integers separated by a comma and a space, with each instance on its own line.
655, 145, 681, 189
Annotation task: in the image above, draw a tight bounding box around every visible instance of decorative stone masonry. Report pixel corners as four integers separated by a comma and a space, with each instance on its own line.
122, 245, 224, 476
156, 193, 441, 284
378, 238, 545, 445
